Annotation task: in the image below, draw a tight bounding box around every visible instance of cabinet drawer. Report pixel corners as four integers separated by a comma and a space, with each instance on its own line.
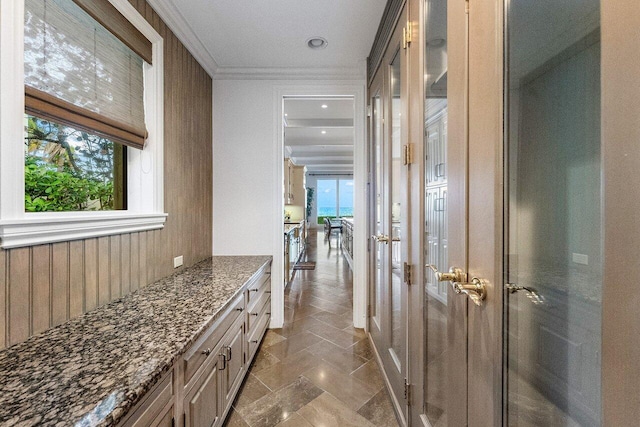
247, 302, 270, 362
120, 372, 173, 427
183, 294, 244, 385
247, 292, 270, 336
246, 270, 270, 310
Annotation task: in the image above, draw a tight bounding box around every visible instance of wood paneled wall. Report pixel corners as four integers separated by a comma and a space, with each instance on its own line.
0, 0, 213, 350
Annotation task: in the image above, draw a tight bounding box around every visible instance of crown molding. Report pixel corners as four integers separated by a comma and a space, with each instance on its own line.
146, 0, 218, 76
212, 66, 364, 81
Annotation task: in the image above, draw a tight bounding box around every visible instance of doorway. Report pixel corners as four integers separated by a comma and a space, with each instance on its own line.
274, 85, 367, 331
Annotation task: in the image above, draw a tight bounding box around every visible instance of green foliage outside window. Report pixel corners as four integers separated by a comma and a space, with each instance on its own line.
24, 115, 124, 212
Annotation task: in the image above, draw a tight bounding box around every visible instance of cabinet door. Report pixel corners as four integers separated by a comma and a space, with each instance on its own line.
221, 318, 246, 413
185, 356, 221, 427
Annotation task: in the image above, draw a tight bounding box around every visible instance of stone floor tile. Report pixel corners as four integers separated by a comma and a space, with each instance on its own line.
274, 413, 313, 427
302, 362, 378, 411
297, 392, 376, 427
263, 331, 323, 360
233, 373, 272, 411
253, 350, 321, 391
357, 389, 401, 427
238, 376, 323, 427
350, 360, 385, 393
223, 408, 250, 427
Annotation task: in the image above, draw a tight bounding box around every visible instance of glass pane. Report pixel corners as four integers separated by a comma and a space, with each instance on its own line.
338, 179, 354, 217
389, 49, 404, 368
423, 0, 448, 423
373, 91, 383, 327
317, 179, 338, 222
506, 0, 601, 425
24, 114, 126, 211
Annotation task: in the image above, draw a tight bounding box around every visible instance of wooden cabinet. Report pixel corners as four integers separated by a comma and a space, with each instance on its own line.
120, 373, 174, 427
122, 262, 272, 427
184, 350, 222, 427
220, 316, 245, 409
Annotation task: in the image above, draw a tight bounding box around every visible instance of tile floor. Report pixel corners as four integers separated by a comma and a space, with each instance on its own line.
224, 230, 399, 427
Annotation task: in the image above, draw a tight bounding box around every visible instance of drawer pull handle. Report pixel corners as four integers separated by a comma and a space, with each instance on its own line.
219, 353, 227, 370
202, 348, 212, 356
251, 312, 259, 317
249, 288, 259, 293
226, 346, 232, 361
267, 312, 271, 315
236, 307, 244, 312
265, 291, 271, 294
251, 339, 258, 344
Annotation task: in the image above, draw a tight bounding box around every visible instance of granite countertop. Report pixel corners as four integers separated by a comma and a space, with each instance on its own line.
0, 255, 272, 427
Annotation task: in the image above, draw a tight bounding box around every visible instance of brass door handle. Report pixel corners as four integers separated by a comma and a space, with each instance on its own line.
452, 277, 487, 306
505, 284, 544, 305
371, 234, 390, 244
427, 265, 467, 283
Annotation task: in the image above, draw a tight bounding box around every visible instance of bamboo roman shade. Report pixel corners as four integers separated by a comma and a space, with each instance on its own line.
24, 0, 151, 149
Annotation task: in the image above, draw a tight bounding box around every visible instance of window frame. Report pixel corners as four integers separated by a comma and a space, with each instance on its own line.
0, 0, 165, 249
316, 177, 354, 220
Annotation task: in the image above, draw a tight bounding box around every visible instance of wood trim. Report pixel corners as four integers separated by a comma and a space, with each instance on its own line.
72, 0, 152, 64
25, 86, 147, 150
367, 0, 406, 85
602, 0, 640, 424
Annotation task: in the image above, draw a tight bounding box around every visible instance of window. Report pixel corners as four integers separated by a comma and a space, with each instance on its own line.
317, 178, 353, 223
25, 115, 127, 212
0, 0, 166, 248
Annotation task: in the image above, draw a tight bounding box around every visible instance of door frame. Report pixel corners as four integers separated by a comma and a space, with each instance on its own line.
272, 84, 367, 330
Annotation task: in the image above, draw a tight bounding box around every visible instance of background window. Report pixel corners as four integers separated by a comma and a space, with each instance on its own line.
317, 178, 353, 223
23, 0, 150, 212
24, 115, 126, 211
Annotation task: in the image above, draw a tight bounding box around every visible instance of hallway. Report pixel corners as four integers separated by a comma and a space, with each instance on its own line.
225, 231, 399, 427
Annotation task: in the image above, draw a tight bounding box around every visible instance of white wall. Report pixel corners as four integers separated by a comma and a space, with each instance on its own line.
212, 79, 367, 328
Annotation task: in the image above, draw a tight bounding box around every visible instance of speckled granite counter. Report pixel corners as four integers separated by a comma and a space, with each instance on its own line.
0, 255, 271, 427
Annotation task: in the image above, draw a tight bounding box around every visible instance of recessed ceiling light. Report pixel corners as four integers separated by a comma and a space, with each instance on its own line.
321, 104, 328, 109
321, 130, 327, 134
307, 37, 328, 50
284, 113, 288, 116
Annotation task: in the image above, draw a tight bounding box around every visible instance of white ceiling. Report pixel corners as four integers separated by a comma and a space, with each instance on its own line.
159, 0, 387, 76
285, 98, 354, 173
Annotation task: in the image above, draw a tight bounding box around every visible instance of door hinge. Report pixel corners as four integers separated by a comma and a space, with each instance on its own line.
367, 105, 372, 117
465, 0, 470, 14
403, 262, 412, 285
404, 378, 412, 404
367, 304, 371, 318
403, 144, 413, 165
402, 21, 413, 49
171, 416, 175, 427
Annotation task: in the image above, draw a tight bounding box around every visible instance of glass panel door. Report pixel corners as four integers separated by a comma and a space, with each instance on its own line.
368, 7, 409, 422
423, 0, 449, 424
389, 48, 406, 371
370, 81, 384, 338
505, 0, 602, 425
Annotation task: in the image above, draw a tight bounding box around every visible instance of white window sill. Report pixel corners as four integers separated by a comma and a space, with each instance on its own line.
0, 212, 168, 249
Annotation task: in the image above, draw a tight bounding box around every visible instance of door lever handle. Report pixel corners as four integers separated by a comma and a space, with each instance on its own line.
371, 234, 390, 244
427, 265, 467, 283
505, 284, 544, 305
452, 277, 487, 306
